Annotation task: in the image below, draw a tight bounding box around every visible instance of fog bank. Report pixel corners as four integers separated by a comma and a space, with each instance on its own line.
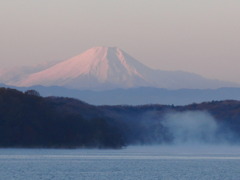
163, 111, 218, 144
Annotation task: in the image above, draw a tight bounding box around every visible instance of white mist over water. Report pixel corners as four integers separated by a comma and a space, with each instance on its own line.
162, 111, 219, 144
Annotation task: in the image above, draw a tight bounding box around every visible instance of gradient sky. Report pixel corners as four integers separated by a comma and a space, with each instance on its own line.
1, 0, 240, 83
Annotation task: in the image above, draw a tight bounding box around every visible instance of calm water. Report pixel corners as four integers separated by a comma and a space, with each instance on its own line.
1, 146, 240, 180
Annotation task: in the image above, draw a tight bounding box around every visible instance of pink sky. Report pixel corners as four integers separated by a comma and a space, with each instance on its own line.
0, 0, 240, 83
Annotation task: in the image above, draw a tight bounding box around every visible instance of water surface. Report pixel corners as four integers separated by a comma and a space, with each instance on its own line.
1, 146, 240, 180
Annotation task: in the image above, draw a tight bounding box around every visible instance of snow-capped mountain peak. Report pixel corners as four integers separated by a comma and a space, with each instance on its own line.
9, 46, 239, 90
15, 47, 151, 89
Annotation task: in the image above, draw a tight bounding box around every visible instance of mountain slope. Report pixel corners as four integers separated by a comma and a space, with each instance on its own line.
0, 60, 61, 85
16, 47, 152, 89
11, 46, 238, 90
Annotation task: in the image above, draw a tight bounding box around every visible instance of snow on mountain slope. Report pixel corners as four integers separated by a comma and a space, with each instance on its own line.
12, 46, 238, 90
0, 60, 62, 85
15, 47, 152, 89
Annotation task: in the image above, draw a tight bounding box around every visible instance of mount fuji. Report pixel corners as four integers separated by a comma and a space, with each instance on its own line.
9, 46, 238, 90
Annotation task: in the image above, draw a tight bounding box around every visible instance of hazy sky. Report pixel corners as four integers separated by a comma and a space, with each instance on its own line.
1, 0, 240, 83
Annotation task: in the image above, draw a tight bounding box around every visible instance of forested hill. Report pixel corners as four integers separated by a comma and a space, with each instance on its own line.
0, 87, 240, 148
0, 88, 125, 148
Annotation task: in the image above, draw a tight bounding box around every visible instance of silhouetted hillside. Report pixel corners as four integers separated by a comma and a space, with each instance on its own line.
0, 88, 125, 148
0, 87, 240, 148
99, 101, 240, 144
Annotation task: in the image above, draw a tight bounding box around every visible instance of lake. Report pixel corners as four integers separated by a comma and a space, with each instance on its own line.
1, 145, 240, 180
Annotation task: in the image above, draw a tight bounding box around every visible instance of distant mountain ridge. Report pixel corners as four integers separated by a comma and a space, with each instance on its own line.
6, 46, 239, 90
2, 83, 240, 105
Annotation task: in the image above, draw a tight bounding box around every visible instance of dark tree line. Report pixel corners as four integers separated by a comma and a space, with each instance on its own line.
0, 88, 125, 148
0, 87, 240, 148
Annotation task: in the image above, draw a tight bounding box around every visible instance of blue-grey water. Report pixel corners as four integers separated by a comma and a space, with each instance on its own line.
1, 146, 240, 180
